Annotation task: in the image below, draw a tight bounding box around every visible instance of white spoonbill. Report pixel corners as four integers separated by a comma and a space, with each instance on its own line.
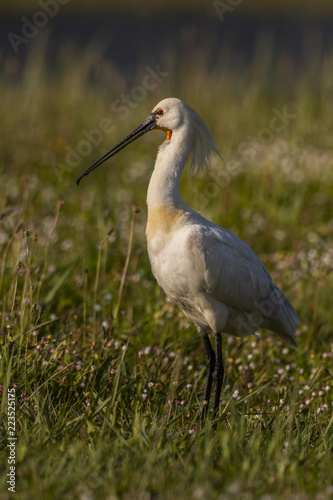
77, 98, 300, 420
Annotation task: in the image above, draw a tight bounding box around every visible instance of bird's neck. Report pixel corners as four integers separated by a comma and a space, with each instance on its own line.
146, 134, 191, 209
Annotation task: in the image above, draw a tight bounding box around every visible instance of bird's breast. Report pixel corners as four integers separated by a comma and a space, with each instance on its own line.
146, 207, 196, 297
146, 206, 184, 281
146, 205, 183, 241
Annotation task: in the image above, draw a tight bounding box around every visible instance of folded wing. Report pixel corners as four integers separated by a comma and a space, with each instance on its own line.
189, 224, 300, 347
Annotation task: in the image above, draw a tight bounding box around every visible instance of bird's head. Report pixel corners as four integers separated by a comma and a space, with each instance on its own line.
150, 98, 186, 139
77, 97, 221, 185
153, 98, 222, 174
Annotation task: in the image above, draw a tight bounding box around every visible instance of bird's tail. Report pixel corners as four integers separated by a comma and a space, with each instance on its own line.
261, 288, 300, 348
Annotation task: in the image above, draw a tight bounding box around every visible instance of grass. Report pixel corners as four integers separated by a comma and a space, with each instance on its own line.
0, 37, 333, 499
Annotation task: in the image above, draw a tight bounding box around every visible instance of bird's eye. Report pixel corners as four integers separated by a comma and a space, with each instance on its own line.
156, 109, 164, 116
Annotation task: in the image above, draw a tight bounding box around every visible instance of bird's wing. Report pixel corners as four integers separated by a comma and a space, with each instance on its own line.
188, 223, 279, 312
186, 219, 299, 346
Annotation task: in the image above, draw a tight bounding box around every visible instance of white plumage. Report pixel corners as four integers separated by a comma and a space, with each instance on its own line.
77, 97, 300, 420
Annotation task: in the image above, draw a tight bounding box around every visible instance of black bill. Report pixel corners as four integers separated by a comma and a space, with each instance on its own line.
76, 112, 157, 185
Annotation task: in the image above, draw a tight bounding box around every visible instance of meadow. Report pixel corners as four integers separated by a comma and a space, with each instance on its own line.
0, 37, 333, 499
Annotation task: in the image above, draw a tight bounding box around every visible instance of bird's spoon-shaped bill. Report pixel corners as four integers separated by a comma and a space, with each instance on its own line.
76, 112, 157, 185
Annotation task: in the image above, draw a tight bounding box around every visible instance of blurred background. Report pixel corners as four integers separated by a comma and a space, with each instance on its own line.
0, 0, 332, 324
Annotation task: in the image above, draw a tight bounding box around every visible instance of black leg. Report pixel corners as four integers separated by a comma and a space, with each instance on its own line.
199, 329, 216, 422
212, 332, 224, 418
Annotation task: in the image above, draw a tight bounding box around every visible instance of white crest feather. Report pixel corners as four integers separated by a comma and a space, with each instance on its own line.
188, 109, 222, 175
